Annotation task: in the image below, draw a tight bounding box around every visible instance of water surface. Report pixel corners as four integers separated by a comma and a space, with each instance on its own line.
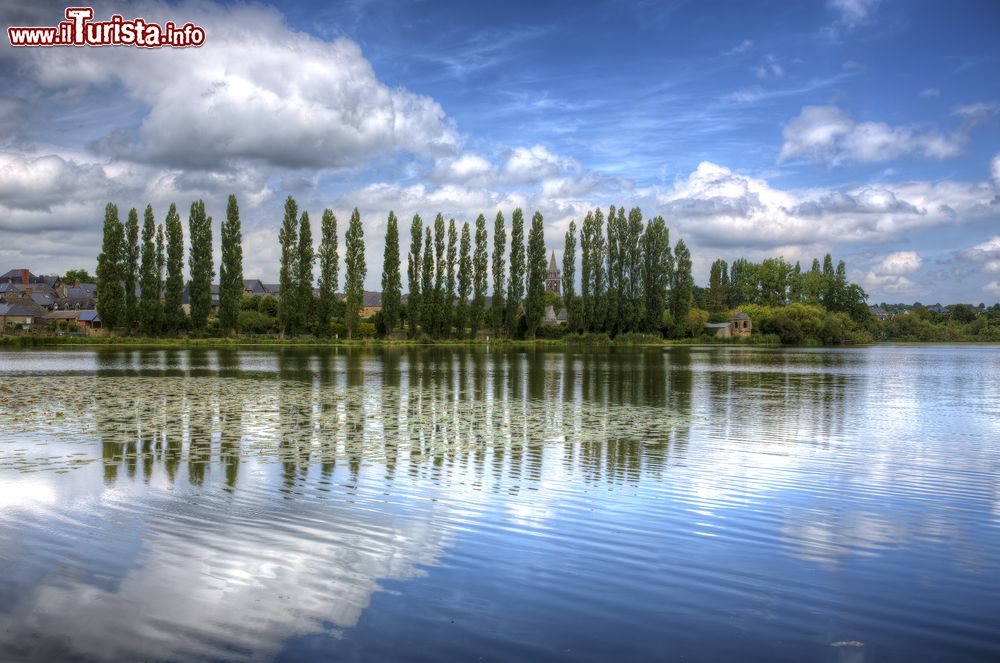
1, 345, 999, 661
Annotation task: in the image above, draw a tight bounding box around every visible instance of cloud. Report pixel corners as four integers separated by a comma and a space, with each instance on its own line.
829, 0, 880, 28
875, 251, 923, 275
984, 281, 1000, 296
860, 252, 923, 294
501, 145, 581, 183
953, 102, 999, 128
722, 39, 754, 56
752, 55, 784, 79
779, 105, 965, 165
920, 88, 941, 98
428, 153, 496, 186
18, 1, 459, 171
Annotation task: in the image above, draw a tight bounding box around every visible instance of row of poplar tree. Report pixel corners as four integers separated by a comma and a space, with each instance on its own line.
95, 194, 698, 338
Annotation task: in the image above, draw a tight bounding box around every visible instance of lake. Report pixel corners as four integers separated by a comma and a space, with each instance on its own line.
1, 345, 999, 662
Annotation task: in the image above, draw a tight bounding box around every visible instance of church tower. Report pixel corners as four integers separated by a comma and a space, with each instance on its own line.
545, 250, 561, 295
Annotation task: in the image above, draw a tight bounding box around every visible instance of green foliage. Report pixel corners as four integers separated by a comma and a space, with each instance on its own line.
278, 196, 298, 336
407, 214, 423, 337
433, 214, 446, 337
524, 211, 547, 338
381, 211, 402, 335
123, 208, 140, 332
316, 209, 339, 336
580, 208, 607, 332
344, 208, 367, 338
670, 239, 693, 335
562, 220, 577, 332
238, 310, 278, 334
139, 204, 161, 335
641, 216, 671, 333
295, 210, 314, 334
455, 221, 472, 337
96, 202, 125, 329
491, 211, 506, 334
685, 307, 710, 338
187, 200, 214, 331
445, 218, 458, 337
507, 208, 526, 335
163, 203, 186, 332
420, 227, 435, 334
471, 214, 489, 337
63, 268, 95, 284
219, 194, 244, 336
708, 258, 728, 313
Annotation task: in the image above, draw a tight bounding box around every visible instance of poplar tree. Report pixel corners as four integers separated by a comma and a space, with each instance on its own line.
163, 203, 185, 331
406, 214, 423, 337
381, 211, 402, 334
296, 210, 314, 333
623, 207, 645, 331
433, 214, 446, 337
316, 209, 339, 335
156, 223, 165, 298
278, 196, 299, 336
562, 220, 577, 332
641, 217, 671, 332
605, 206, 624, 335
420, 227, 435, 333
124, 208, 140, 333
445, 218, 458, 336
506, 207, 525, 335
219, 194, 244, 336
586, 208, 608, 332
187, 200, 214, 331
96, 202, 125, 330
343, 208, 366, 338
491, 211, 506, 334
708, 258, 728, 313
139, 204, 160, 335
580, 211, 594, 331
670, 239, 693, 336
470, 214, 488, 338
524, 211, 547, 338
455, 221, 472, 337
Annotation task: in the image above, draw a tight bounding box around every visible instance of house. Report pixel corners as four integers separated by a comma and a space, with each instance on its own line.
0, 268, 46, 285
263, 283, 281, 298
243, 279, 269, 296
0, 302, 48, 327
869, 306, 890, 321
705, 311, 752, 338
78, 310, 102, 329
181, 284, 221, 314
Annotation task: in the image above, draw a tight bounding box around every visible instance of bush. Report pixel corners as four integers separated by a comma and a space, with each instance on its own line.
238, 310, 278, 334
535, 324, 568, 339
565, 332, 612, 346
259, 295, 279, 317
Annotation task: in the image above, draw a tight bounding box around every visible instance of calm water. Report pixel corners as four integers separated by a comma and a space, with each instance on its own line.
1, 345, 999, 662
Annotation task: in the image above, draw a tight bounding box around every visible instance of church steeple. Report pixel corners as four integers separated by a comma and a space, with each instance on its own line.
545, 250, 561, 295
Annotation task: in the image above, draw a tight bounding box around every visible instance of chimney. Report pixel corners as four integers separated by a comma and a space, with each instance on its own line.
20, 268, 29, 285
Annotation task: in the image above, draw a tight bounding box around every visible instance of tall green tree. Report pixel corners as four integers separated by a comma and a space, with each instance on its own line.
420, 227, 435, 332
96, 202, 125, 330
139, 204, 160, 335
123, 208, 140, 333
187, 200, 214, 331
407, 214, 423, 336
455, 221, 472, 337
605, 206, 622, 334
708, 258, 729, 313
219, 194, 244, 336
316, 209, 339, 335
433, 214, 446, 337
445, 218, 458, 336
470, 214, 488, 338
278, 196, 299, 336
491, 211, 506, 334
622, 207, 645, 332
641, 216, 671, 332
590, 208, 608, 332
562, 220, 577, 332
580, 211, 594, 331
381, 211, 402, 334
163, 203, 185, 331
295, 210, 314, 334
670, 239, 693, 336
506, 208, 525, 335
343, 208, 366, 338
524, 211, 547, 338
156, 223, 165, 299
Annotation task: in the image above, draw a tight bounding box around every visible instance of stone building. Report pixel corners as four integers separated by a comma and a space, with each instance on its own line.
545, 251, 561, 295
705, 311, 752, 338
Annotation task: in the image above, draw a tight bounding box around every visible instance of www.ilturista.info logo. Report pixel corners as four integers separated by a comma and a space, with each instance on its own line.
7, 7, 205, 48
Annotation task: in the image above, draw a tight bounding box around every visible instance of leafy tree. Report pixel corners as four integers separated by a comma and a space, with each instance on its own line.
641, 216, 671, 332
470, 214, 488, 338
407, 214, 422, 337
491, 211, 506, 334
445, 218, 458, 337
433, 214, 446, 337
589, 208, 608, 331
524, 211, 547, 338
96, 203, 125, 329
506, 207, 525, 335
123, 208, 140, 332
278, 196, 299, 336
605, 206, 623, 334
139, 204, 160, 335
562, 220, 577, 332
420, 227, 435, 332
316, 209, 339, 336
670, 239, 693, 335
219, 194, 244, 336
708, 258, 729, 313
343, 208, 366, 338
187, 200, 214, 331
163, 203, 185, 331
381, 211, 402, 335
455, 221, 472, 337
295, 210, 314, 334
156, 223, 165, 298
621, 207, 644, 332
63, 268, 95, 284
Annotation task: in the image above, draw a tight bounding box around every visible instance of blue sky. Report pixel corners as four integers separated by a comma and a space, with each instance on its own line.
2, 0, 999, 302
